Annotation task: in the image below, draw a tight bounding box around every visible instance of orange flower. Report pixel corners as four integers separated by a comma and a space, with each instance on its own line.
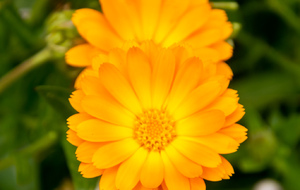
67, 43, 247, 190
66, 0, 233, 76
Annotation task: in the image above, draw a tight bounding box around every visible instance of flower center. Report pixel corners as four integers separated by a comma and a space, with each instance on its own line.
134, 109, 176, 151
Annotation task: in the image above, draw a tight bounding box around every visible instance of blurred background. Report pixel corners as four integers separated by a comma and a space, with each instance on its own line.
0, 0, 300, 189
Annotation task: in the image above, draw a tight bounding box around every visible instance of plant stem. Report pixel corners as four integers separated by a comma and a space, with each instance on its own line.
211, 2, 239, 10
0, 47, 52, 94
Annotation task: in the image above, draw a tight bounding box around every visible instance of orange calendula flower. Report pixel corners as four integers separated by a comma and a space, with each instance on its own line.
66, 0, 233, 78
67, 42, 247, 190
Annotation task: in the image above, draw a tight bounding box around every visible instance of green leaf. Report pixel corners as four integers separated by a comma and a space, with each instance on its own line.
273, 151, 300, 189
15, 155, 39, 189
231, 72, 298, 109
273, 114, 300, 147
36, 85, 75, 119
61, 138, 99, 190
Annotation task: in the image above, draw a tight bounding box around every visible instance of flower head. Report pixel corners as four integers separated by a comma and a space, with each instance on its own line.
67, 42, 247, 190
66, 0, 233, 69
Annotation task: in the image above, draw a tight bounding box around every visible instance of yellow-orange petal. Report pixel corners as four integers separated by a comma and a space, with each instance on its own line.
140, 151, 164, 188
210, 41, 233, 61
99, 63, 142, 114
194, 47, 220, 62
69, 90, 85, 112
176, 110, 225, 136
151, 49, 175, 108
170, 45, 192, 70
65, 44, 100, 67
224, 104, 245, 127
100, 0, 139, 40
107, 48, 127, 72
72, 8, 103, 24
221, 22, 233, 40
92, 138, 140, 169
67, 113, 94, 131
99, 166, 118, 190
140, 41, 161, 65
201, 9, 228, 30
81, 76, 107, 96
216, 62, 233, 80
171, 137, 221, 167
181, 133, 239, 154
201, 156, 234, 181
163, 4, 211, 46
220, 156, 234, 175
222, 89, 238, 98
185, 29, 221, 49
191, 0, 210, 5
78, 162, 103, 178
72, 8, 122, 51
220, 77, 231, 95
91, 53, 108, 71
190, 178, 206, 190
82, 95, 134, 127
140, 0, 161, 39
74, 67, 99, 89
66, 129, 84, 146
173, 81, 221, 120
161, 151, 190, 190
127, 47, 152, 109
201, 167, 222, 181
133, 182, 159, 190
199, 60, 217, 81
77, 119, 133, 142
116, 147, 148, 190
204, 96, 238, 116
160, 182, 168, 190
167, 57, 203, 113
219, 124, 248, 143
165, 145, 203, 178
154, 0, 190, 43
76, 141, 104, 163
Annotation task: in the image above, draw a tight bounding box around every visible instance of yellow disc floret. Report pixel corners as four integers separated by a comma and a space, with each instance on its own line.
134, 109, 176, 151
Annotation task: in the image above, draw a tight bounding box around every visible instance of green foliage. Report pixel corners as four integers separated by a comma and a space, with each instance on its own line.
0, 0, 300, 189
62, 139, 99, 190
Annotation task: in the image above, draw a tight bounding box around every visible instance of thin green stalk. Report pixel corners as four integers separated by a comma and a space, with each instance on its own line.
0, 131, 58, 170
0, 47, 52, 94
211, 2, 239, 10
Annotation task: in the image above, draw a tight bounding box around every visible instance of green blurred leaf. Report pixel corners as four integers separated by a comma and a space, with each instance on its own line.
273, 114, 300, 147
239, 128, 277, 173
231, 72, 298, 109
15, 155, 39, 190
36, 85, 75, 119
273, 151, 300, 190
62, 138, 98, 190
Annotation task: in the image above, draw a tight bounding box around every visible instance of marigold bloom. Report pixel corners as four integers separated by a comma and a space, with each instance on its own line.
66, 0, 233, 80
67, 43, 247, 190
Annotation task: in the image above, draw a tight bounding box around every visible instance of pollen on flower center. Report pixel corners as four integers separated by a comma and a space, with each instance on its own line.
134, 109, 176, 151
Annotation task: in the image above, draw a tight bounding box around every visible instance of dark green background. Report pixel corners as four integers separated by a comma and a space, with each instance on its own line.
0, 0, 300, 189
